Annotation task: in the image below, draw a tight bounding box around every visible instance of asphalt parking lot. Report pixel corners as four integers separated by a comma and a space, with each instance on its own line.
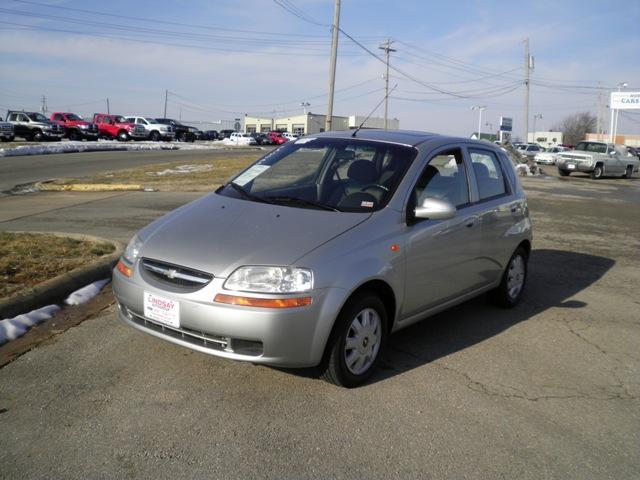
0, 157, 639, 479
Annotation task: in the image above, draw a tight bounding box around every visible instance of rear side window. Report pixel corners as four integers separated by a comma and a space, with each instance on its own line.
469, 149, 508, 201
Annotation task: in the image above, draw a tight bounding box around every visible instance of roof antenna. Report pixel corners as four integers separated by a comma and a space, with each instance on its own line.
352, 84, 397, 137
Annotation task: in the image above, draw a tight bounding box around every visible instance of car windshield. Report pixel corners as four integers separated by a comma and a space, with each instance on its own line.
218, 137, 417, 213
27, 113, 49, 122
144, 118, 156, 124
65, 113, 82, 121
114, 116, 127, 123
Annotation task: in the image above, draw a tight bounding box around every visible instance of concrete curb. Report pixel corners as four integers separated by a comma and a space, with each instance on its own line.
0, 232, 124, 319
37, 181, 144, 192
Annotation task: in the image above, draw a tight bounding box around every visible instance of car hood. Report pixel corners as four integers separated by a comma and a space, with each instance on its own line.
137, 193, 371, 278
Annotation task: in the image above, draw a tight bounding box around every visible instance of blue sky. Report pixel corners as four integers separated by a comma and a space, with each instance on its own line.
0, 0, 638, 138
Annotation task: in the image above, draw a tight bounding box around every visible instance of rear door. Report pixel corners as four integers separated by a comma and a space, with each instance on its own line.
466, 147, 518, 282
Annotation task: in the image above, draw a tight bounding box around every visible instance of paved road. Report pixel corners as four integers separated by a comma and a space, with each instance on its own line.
0, 170, 639, 479
0, 148, 264, 194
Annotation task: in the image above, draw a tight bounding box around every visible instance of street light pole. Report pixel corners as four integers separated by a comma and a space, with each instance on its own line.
300, 102, 310, 114
532, 114, 543, 141
471, 106, 487, 140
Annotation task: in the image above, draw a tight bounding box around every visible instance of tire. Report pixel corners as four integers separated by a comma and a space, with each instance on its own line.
623, 166, 634, 179
176, 132, 186, 142
558, 168, 570, 177
68, 130, 80, 141
117, 130, 129, 142
321, 292, 388, 388
149, 131, 160, 142
590, 164, 603, 179
32, 130, 43, 142
490, 246, 528, 308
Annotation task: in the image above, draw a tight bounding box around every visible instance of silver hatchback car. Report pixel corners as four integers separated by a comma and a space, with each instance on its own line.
113, 130, 532, 387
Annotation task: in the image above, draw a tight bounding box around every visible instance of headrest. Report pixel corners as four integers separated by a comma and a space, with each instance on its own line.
347, 160, 376, 183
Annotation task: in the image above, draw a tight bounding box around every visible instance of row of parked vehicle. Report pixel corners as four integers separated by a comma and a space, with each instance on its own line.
511, 141, 639, 179
0, 110, 303, 146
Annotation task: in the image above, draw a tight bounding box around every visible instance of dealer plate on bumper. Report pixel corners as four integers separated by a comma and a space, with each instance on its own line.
144, 291, 180, 328
567, 164, 576, 170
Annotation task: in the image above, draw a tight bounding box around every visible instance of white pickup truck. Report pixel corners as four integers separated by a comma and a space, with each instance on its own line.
556, 141, 639, 179
124, 116, 176, 141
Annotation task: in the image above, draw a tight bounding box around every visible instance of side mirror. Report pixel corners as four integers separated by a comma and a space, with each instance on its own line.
414, 197, 456, 221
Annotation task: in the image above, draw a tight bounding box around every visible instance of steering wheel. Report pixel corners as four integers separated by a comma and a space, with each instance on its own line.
362, 183, 389, 193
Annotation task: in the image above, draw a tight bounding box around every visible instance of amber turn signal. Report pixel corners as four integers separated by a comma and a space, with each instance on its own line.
214, 294, 312, 308
116, 260, 133, 278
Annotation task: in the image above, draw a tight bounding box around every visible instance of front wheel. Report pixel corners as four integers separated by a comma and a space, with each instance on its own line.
32, 130, 43, 142
558, 168, 570, 177
490, 246, 528, 308
590, 165, 603, 179
322, 293, 387, 388
149, 131, 160, 142
117, 130, 129, 142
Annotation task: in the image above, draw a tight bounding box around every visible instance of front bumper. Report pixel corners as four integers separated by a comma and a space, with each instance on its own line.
113, 265, 344, 367
557, 161, 593, 173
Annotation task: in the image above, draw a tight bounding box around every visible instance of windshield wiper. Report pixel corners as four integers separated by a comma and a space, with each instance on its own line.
265, 195, 341, 212
227, 182, 273, 204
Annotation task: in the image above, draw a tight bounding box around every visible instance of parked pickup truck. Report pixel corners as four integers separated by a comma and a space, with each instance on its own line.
154, 118, 200, 142
123, 116, 175, 141
50, 112, 99, 141
557, 141, 639, 179
0, 116, 15, 142
92, 113, 147, 141
6, 111, 64, 141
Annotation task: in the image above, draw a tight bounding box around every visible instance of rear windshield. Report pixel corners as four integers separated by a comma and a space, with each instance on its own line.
575, 142, 607, 153
218, 137, 417, 213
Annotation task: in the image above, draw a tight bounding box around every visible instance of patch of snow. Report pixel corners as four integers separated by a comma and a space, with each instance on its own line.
0, 278, 111, 345
64, 279, 110, 306
516, 164, 532, 176
0, 140, 226, 157
145, 164, 213, 176
0, 305, 61, 345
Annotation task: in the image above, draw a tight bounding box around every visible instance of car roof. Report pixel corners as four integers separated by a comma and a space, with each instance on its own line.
312, 129, 495, 149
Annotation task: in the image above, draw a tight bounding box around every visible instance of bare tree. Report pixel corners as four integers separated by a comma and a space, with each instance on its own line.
551, 111, 597, 145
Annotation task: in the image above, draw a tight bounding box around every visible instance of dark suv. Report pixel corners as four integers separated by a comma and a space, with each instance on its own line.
155, 118, 200, 142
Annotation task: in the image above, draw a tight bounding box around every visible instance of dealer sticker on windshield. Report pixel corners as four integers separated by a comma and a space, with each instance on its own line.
233, 164, 270, 186
144, 291, 180, 328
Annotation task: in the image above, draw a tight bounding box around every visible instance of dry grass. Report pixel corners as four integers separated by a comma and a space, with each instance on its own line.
53, 154, 258, 191
0, 232, 115, 300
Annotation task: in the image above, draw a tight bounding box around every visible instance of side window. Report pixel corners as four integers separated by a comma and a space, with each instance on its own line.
412, 148, 469, 208
8, 113, 17, 121
469, 149, 507, 201
53, 114, 63, 121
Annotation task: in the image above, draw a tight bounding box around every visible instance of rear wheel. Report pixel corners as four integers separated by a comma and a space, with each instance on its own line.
491, 246, 528, 308
322, 292, 387, 388
590, 164, 603, 179
623, 165, 634, 179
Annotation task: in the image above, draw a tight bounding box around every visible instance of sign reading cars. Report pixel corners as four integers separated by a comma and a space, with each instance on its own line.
611, 92, 640, 110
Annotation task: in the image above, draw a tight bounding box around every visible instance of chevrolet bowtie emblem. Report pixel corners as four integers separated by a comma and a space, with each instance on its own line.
165, 268, 177, 279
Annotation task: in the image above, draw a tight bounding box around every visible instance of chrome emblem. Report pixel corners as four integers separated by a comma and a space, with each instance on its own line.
165, 268, 177, 279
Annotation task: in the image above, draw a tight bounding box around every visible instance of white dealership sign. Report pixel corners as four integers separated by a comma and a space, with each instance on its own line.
610, 92, 640, 109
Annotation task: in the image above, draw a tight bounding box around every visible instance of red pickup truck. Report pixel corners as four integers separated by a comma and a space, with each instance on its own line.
92, 113, 147, 141
50, 112, 99, 141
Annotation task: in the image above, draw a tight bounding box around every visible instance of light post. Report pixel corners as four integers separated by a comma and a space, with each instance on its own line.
471, 106, 487, 140
300, 102, 310, 114
532, 114, 543, 142
611, 82, 628, 142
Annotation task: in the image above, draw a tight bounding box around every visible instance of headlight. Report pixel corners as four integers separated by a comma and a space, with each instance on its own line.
79, 124, 88, 129
122, 235, 143, 264
224, 266, 313, 293
160, 126, 168, 131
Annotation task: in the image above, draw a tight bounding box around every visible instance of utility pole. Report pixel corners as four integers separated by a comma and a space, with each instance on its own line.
325, 0, 340, 132
532, 113, 543, 139
596, 81, 602, 138
523, 38, 533, 142
40, 95, 47, 114
106, 98, 110, 114
378, 39, 396, 130
163, 89, 168, 118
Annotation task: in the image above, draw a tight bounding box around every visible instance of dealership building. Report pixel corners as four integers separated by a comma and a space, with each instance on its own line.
243, 113, 399, 135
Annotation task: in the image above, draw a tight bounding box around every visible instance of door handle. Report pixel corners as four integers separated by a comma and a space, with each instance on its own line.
510, 205, 519, 213
464, 216, 476, 228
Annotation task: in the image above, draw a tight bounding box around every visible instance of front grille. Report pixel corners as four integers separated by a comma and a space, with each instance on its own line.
1, 125, 12, 133
141, 258, 213, 291
88, 124, 98, 133
123, 306, 263, 357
